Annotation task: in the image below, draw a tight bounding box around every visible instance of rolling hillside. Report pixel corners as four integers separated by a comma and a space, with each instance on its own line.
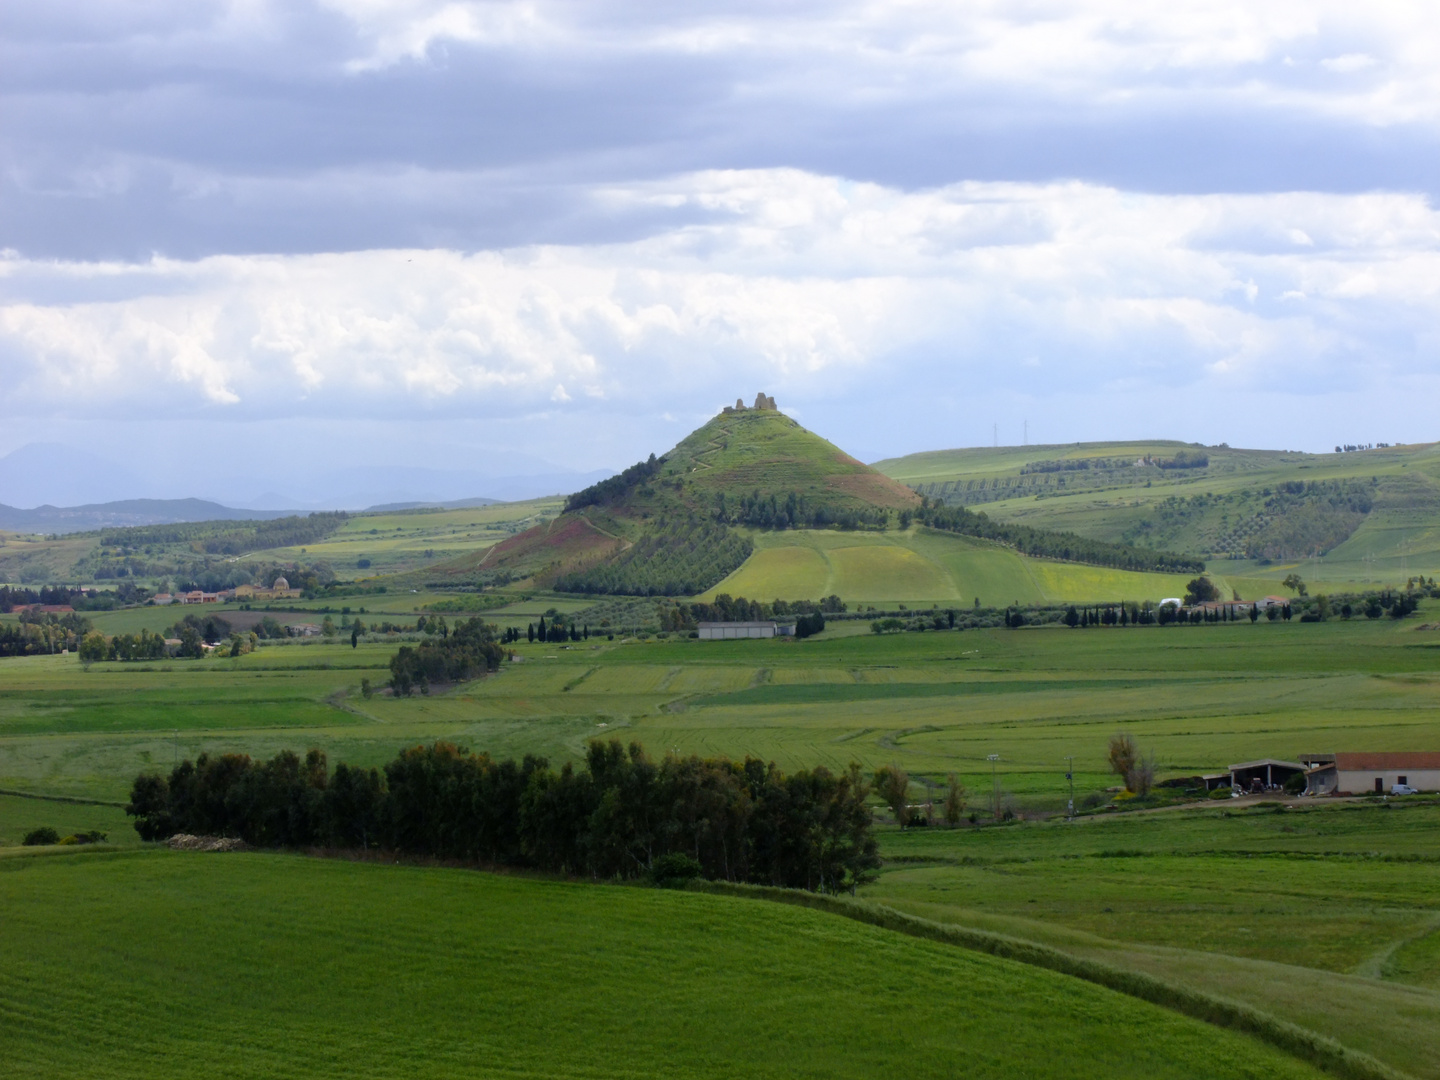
876, 439, 1440, 590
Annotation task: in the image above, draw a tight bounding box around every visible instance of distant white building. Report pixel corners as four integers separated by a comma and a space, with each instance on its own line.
697, 621, 794, 640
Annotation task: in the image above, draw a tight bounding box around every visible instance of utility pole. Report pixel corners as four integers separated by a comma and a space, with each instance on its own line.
1065, 755, 1074, 821
988, 753, 1001, 821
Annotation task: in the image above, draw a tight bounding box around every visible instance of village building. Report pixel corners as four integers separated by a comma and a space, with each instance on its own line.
1304, 752, 1440, 795
1226, 758, 1306, 793
234, 576, 302, 601
152, 593, 175, 605
697, 621, 795, 640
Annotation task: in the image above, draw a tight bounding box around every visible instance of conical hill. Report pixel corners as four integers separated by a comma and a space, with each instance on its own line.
482, 404, 918, 592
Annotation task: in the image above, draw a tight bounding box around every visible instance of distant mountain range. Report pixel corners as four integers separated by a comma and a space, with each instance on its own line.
0, 499, 295, 535
0, 441, 615, 524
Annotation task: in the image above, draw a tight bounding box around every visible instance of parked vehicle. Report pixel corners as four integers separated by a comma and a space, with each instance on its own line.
1391, 784, 1419, 796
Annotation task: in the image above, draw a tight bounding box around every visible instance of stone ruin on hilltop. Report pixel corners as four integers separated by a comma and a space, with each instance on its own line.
722, 392, 777, 414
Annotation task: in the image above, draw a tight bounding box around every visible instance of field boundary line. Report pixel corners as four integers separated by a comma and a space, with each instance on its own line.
0, 787, 125, 808
695, 881, 1415, 1080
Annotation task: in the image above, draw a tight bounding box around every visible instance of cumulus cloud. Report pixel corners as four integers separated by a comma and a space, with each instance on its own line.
2, 171, 1435, 439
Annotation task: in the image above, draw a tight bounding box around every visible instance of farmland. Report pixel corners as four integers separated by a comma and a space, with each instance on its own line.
699, 526, 1286, 605
3, 613, 1438, 807
0, 849, 1334, 1080
875, 439, 1440, 590
4, 606, 1440, 1078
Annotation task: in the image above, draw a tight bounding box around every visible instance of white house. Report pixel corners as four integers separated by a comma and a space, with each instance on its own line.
1305, 752, 1440, 795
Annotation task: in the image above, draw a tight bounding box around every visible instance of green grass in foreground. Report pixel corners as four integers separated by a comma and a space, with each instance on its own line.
0, 849, 1329, 1080
867, 800, 1440, 1079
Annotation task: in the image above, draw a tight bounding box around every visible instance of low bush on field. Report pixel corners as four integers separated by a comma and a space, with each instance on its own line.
22, 826, 59, 846
126, 740, 879, 894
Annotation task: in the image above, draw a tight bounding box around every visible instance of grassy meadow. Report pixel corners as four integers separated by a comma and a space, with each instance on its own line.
4, 611, 1438, 807
0, 848, 1338, 1080
699, 526, 1281, 605
865, 800, 1440, 1079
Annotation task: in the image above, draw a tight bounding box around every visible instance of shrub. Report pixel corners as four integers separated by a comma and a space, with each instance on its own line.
22, 826, 60, 846
1209, 787, 1234, 800
57, 830, 107, 845
651, 852, 703, 888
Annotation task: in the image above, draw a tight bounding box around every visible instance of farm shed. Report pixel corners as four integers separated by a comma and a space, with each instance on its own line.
1228, 759, 1305, 793
1305, 753, 1440, 795
697, 621, 793, 640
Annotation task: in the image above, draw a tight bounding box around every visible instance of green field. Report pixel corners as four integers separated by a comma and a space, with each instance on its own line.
864, 800, 1440, 1079
0, 848, 1339, 1080
699, 526, 1275, 605
4, 611, 1439, 808
5, 609, 1440, 1077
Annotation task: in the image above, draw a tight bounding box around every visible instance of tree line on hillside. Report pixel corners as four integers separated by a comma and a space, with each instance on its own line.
917, 499, 1204, 574
714, 490, 890, 531
125, 740, 879, 893
1018, 450, 1208, 475
554, 519, 753, 597
99, 512, 348, 556
565, 454, 665, 512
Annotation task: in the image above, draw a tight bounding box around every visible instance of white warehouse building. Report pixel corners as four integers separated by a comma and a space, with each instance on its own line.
697, 621, 794, 640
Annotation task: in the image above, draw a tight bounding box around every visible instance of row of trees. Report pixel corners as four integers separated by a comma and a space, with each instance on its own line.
0, 585, 87, 612
527, 614, 589, 643
554, 519, 753, 597
714, 489, 889, 531
388, 618, 508, 696
916, 499, 1205, 574
125, 740, 880, 893
79, 628, 168, 662
657, 594, 846, 632
0, 612, 92, 657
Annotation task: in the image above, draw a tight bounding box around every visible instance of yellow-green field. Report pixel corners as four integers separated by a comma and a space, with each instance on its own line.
699, 526, 1290, 604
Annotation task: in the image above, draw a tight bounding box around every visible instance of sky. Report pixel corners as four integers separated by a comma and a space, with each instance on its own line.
2, 1, 1438, 506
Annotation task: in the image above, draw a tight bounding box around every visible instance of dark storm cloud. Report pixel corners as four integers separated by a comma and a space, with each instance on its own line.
3, 1, 1437, 259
